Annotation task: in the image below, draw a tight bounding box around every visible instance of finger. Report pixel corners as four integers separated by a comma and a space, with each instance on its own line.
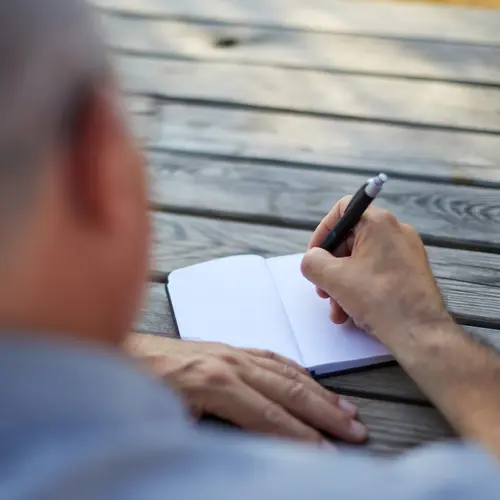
241, 348, 310, 376
330, 298, 349, 324
301, 247, 352, 297
250, 356, 357, 418
205, 380, 325, 444
308, 196, 353, 250
316, 239, 352, 299
242, 365, 367, 443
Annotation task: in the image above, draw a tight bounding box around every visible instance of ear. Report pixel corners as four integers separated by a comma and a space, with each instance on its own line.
64, 84, 121, 231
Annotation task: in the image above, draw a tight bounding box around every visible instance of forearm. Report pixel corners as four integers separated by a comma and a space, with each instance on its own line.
391, 319, 500, 458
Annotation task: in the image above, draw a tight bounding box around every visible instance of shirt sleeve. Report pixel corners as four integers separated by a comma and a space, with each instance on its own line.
1, 340, 498, 500
27, 422, 500, 500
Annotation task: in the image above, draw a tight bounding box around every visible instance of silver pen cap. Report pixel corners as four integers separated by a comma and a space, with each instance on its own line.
365, 173, 388, 198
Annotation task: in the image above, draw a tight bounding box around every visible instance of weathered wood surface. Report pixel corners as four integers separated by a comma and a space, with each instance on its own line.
94, 0, 500, 45
344, 396, 453, 454
205, 394, 455, 454
117, 54, 500, 133
154, 104, 500, 184
147, 151, 500, 249
125, 94, 159, 143
103, 14, 500, 85
145, 213, 500, 325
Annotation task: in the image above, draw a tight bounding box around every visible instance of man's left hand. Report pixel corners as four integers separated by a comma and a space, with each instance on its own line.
125, 333, 368, 445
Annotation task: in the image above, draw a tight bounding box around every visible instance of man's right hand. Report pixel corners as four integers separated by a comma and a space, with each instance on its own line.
301, 197, 452, 350
301, 199, 500, 460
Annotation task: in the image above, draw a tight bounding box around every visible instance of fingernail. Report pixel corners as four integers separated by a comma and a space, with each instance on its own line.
348, 420, 368, 441
338, 398, 358, 417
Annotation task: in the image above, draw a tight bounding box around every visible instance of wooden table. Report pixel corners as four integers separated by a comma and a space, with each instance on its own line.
95, 0, 500, 454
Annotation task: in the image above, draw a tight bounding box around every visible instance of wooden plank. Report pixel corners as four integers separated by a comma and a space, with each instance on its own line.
345, 396, 453, 454
145, 212, 500, 325
201, 395, 455, 454
155, 104, 500, 183
116, 54, 500, 133
125, 94, 159, 144
102, 14, 500, 85
136, 283, 500, 405
93, 0, 500, 45
147, 151, 500, 249
126, 94, 156, 115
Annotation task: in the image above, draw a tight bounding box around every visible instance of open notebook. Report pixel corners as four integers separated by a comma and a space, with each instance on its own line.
166, 254, 392, 375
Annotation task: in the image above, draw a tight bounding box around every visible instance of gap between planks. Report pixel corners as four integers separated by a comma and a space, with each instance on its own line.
146, 150, 500, 252
101, 13, 500, 86
93, 0, 500, 45
149, 102, 500, 183
115, 54, 500, 134
144, 211, 500, 326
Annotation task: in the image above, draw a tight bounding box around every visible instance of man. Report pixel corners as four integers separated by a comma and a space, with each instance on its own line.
0, 0, 499, 498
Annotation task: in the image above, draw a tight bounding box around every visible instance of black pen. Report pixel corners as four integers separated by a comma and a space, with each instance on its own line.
319, 173, 388, 253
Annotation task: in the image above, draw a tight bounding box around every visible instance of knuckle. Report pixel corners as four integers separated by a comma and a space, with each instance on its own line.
372, 209, 399, 227
218, 349, 243, 367
285, 382, 307, 403
199, 360, 234, 387
301, 248, 327, 280
402, 223, 423, 242
301, 251, 315, 277
401, 222, 416, 234
263, 402, 285, 426
280, 362, 300, 381
260, 349, 279, 362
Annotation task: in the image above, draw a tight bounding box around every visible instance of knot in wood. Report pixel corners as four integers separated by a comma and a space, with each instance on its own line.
214, 36, 239, 48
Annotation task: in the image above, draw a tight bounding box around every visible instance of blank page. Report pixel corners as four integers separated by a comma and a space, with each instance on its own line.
266, 254, 391, 373
168, 255, 303, 364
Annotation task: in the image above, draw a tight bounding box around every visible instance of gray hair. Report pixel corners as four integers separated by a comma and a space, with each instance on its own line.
0, 0, 108, 219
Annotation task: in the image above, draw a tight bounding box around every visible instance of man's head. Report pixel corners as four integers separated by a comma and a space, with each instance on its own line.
0, 0, 149, 345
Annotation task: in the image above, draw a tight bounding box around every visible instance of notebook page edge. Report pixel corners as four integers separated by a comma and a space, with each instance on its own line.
167, 254, 303, 363
309, 354, 394, 376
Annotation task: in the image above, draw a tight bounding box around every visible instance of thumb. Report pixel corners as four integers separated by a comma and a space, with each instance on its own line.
301, 247, 349, 296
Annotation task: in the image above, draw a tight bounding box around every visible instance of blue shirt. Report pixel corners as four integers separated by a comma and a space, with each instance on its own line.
0, 335, 498, 500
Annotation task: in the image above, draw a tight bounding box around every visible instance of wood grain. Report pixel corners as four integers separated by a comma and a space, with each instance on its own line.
147, 151, 500, 249
154, 104, 500, 183
102, 14, 500, 85
94, 0, 500, 44
145, 212, 500, 324
201, 395, 455, 454
116, 54, 500, 132
345, 396, 454, 454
